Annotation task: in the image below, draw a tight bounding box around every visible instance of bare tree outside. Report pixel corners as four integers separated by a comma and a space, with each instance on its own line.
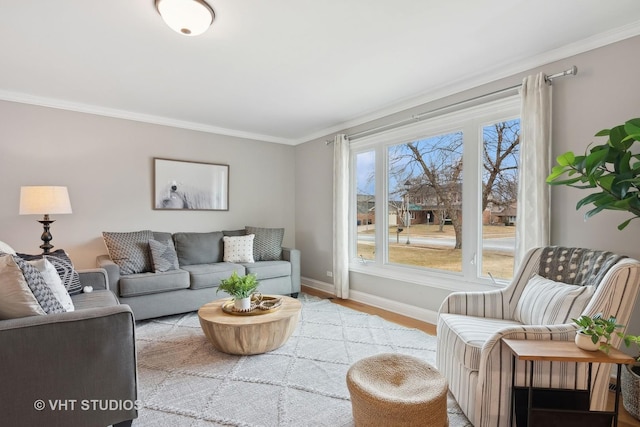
482, 120, 520, 212
389, 132, 464, 248
355, 118, 520, 279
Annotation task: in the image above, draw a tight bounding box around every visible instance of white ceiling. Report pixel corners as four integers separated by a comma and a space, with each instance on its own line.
1, 1, 640, 145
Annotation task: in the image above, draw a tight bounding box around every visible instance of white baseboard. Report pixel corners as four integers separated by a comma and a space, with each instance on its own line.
301, 276, 439, 326
301, 276, 335, 295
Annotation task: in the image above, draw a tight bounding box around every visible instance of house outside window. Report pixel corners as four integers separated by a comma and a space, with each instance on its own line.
351, 96, 520, 289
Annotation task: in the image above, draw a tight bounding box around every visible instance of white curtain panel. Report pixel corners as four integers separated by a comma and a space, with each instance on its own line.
333, 134, 350, 299
515, 73, 552, 271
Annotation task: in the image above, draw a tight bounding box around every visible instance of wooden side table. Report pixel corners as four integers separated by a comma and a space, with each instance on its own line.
502, 339, 635, 427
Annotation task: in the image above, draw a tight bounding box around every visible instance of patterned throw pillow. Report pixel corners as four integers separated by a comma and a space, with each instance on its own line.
245, 226, 284, 261
12, 256, 65, 315
103, 230, 154, 275
27, 258, 75, 312
17, 249, 83, 296
223, 234, 255, 263
149, 238, 180, 273
513, 274, 595, 325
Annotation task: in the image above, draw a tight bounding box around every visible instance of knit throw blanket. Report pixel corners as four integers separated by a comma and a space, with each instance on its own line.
538, 246, 625, 288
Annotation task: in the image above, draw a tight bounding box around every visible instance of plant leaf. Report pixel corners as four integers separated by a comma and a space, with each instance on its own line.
609, 125, 629, 150
556, 152, 576, 167
624, 118, 640, 141
584, 147, 608, 175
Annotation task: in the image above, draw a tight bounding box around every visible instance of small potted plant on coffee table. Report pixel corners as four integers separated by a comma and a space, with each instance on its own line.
217, 271, 259, 312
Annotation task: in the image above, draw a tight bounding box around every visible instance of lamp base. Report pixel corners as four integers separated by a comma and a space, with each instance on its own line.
37, 215, 55, 255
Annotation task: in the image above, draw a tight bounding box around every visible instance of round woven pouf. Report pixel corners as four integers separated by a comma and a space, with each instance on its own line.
346, 353, 448, 427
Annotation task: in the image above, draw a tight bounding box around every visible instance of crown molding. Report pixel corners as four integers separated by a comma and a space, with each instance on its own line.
295, 20, 640, 145
0, 90, 297, 146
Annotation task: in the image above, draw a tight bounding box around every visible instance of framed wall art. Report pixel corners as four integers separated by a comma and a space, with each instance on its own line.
154, 158, 229, 211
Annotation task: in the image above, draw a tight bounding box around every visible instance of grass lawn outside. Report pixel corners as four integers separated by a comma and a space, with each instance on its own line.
357, 224, 515, 279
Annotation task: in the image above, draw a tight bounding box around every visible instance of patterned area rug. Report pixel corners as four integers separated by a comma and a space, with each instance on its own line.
134, 293, 472, 426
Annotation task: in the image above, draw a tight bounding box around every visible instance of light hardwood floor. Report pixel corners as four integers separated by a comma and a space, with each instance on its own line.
301, 286, 640, 427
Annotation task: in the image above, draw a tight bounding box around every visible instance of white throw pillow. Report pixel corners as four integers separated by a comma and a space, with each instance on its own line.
223, 234, 255, 263
0, 255, 46, 319
27, 258, 75, 312
514, 274, 595, 325
0, 240, 16, 255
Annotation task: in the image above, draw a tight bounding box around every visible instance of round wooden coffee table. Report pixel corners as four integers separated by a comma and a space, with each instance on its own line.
198, 295, 302, 355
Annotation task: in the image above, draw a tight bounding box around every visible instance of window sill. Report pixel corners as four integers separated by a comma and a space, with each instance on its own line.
349, 262, 505, 293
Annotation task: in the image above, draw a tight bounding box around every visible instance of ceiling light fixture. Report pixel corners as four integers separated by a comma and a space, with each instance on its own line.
155, 0, 215, 36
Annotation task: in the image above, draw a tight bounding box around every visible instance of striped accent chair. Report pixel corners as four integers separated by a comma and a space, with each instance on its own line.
436, 246, 640, 427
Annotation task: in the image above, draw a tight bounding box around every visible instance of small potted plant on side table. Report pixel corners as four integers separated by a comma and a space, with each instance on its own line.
572, 313, 623, 352
572, 314, 640, 420
217, 271, 259, 312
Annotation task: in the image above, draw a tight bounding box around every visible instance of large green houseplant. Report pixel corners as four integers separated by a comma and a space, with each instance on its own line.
547, 119, 640, 418
546, 118, 640, 230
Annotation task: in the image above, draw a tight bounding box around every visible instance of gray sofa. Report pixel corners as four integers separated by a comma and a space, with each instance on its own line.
0, 268, 137, 427
97, 230, 301, 321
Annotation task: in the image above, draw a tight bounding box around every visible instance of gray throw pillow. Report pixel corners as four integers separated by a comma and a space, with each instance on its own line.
103, 230, 154, 275
222, 229, 247, 237
173, 232, 224, 266
245, 226, 284, 261
149, 238, 180, 273
13, 256, 65, 314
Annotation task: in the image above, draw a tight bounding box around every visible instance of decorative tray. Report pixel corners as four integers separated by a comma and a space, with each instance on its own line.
221, 296, 283, 316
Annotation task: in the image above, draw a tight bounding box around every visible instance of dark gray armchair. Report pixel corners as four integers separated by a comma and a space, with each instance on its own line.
0, 268, 137, 427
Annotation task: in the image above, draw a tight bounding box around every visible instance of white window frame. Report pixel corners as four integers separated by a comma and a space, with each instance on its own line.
349, 96, 521, 292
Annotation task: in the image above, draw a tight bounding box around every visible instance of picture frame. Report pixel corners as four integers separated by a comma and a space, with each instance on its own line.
154, 158, 229, 211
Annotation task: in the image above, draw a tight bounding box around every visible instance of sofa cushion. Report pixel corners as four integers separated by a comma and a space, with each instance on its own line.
243, 260, 291, 281
180, 263, 245, 290
223, 234, 255, 263
173, 232, 224, 266
438, 313, 521, 372
71, 289, 119, 310
513, 274, 595, 325
118, 269, 190, 297
153, 231, 174, 242
246, 226, 284, 261
149, 238, 180, 273
0, 255, 47, 318
222, 229, 247, 237
103, 230, 154, 275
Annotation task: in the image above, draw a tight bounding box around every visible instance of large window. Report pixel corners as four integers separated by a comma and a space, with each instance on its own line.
351, 97, 520, 288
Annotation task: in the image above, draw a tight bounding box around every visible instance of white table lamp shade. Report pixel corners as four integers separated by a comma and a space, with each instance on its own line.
19, 186, 72, 215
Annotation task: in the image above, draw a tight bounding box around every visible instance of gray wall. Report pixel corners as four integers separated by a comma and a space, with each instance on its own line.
0, 102, 296, 269
295, 35, 640, 331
